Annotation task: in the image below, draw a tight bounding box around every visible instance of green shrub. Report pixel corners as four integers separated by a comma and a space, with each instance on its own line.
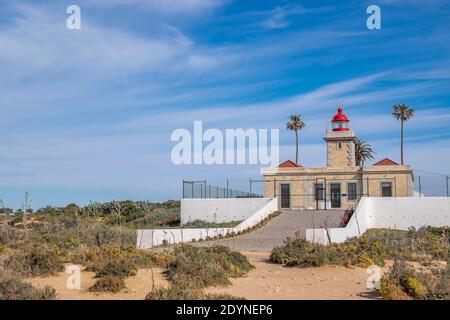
0, 224, 23, 244
405, 277, 428, 299
183, 220, 242, 228
271, 227, 449, 269
89, 276, 125, 293
93, 259, 137, 278
270, 237, 385, 268
3, 246, 64, 277
379, 276, 411, 300
379, 260, 449, 300
166, 245, 253, 289
9, 216, 23, 226
145, 286, 202, 300
145, 286, 244, 300
0, 270, 57, 300
134, 251, 175, 268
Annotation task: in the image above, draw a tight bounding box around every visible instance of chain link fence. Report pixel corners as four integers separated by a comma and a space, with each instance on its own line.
183, 173, 450, 210
182, 179, 264, 199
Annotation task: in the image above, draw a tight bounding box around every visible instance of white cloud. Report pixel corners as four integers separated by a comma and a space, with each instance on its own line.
85, 0, 229, 14
263, 7, 290, 30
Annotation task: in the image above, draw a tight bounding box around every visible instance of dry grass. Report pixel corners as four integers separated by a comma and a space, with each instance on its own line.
271, 227, 449, 268
146, 245, 252, 300
89, 276, 126, 293
379, 260, 449, 300
0, 268, 57, 300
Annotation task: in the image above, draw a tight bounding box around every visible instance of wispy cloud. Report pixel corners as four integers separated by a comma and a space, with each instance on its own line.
85, 0, 229, 14
0, 0, 449, 207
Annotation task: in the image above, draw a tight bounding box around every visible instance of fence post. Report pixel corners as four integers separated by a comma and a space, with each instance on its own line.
182, 180, 185, 199
446, 176, 449, 197
226, 179, 229, 198
418, 176, 422, 197
366, 177, 369, 196
273, 179, 276, 199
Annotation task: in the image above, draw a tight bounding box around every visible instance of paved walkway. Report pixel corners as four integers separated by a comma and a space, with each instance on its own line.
196, 210, 344, 252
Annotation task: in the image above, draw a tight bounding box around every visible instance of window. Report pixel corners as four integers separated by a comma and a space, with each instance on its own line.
332, 122, 347, 130
337, 142, 342, 149
315, 183, 324, 200
381, 182, 393, 197
347, 183, 357, 200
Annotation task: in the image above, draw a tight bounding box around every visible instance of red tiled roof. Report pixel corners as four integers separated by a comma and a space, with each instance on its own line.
278, 160, 302, 168
373, 158, 399, 166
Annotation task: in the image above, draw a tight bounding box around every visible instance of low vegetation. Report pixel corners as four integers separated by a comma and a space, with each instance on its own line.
146, 245, 252, 300
89, 276, 126, 293
0, 199, 180, 298
0, 268, 57, 300
0, 198, 251, 299
182, 220, 242, 228
379, 261, 449, 300
271, 227, 449, 268
271, 227, 449, 300
167, 245, 253, 288
3, 246, 64, 277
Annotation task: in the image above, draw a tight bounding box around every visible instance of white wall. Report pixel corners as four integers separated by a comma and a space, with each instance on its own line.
137, 198, 278, 249
180, 198, 273, 224
306, 197, 450, 245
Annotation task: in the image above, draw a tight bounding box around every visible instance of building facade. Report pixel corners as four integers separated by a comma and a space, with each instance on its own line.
262, 107, 414, 210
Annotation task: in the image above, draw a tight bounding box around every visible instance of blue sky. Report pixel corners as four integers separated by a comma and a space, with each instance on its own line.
0, 0, 449, 209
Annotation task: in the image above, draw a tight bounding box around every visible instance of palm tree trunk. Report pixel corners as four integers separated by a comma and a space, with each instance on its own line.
401, 119, 404, 165
295, 130, 299, 164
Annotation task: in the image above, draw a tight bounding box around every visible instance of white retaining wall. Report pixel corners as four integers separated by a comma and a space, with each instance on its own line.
306, 197, 450, 245
180, 198, 273, 224
137, 198, 278, 249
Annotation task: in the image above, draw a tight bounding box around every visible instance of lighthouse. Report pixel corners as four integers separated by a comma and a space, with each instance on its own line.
324, 105, 356, 167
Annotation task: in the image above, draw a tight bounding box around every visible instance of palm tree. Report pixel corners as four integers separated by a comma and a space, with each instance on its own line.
355, 138, 375, 166
286, 114, 305, 164
392, 104, 415, 165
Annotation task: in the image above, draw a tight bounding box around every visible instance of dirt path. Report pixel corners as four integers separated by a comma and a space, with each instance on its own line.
29, 252, 379, 300
205, 252, 380, 300
29, 265, 168, 300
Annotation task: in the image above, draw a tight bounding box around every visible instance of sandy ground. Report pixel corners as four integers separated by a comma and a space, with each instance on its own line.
28, 252, 380, 300
29, 264, 168, 300
205, 252, 380, 300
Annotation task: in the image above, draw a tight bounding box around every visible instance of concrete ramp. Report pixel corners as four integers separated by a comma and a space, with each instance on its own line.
196, 210, 344, 252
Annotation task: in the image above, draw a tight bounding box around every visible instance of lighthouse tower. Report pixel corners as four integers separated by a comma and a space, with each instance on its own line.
324, 106, 356, 167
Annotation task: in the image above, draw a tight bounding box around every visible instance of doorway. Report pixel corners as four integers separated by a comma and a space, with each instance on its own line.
330, 183, 341, 208
280, 183, 290, 209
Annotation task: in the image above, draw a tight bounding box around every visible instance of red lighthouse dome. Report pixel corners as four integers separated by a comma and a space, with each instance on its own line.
332, 106, 350, 131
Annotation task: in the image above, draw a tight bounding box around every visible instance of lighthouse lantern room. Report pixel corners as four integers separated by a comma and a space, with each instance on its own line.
332, 106, 350, 131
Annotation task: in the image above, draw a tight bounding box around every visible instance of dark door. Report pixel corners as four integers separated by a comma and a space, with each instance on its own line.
315, 183, 325, 210
330, 183, 341, 208
280, 184, 290, 209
